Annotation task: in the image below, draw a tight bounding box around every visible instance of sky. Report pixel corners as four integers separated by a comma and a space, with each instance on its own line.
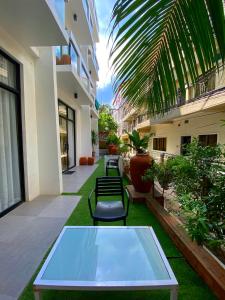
95, 0, 116, 106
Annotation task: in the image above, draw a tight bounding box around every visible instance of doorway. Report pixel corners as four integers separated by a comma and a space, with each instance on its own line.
180, 136, 191, 155
0, 50, 24, 216
58, 100, 76, 172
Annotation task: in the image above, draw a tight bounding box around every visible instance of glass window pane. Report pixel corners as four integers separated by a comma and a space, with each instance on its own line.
62, 46, 69, 56
68, 108, 74, 120
0, 54, 17, 89
58, 102, 67, 117
68, 121, 75, 168
70, 45, 78, 72
59, 117, 68, 172
0, 88, 22, 213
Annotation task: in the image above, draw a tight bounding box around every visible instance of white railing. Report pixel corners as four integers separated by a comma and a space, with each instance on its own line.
55, 31, 95, 102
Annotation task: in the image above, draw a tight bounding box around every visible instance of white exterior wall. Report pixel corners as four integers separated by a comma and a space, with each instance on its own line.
80, 105, 92, 157
150, 110, 225, 160
0, 26, 40, 201
35, 47, 62, 195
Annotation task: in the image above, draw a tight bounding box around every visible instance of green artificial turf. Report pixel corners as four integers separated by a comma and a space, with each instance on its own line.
19, 159, 216, 300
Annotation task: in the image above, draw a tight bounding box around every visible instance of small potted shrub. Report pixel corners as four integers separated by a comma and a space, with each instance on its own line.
106, 133, 121, 155
126, 130, 153, 193
144, 159, 173, 205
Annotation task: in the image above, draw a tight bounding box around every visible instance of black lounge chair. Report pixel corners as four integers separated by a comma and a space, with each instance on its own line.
106, 158, 120, 176
88, 176, 129, 225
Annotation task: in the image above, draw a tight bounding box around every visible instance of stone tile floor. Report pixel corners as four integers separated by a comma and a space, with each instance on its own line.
0, 195, 80, 300
63, 164, 98, 193
0, 163, 99, 300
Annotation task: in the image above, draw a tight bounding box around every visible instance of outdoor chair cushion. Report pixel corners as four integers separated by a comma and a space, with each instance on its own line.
93, 201, 126, 221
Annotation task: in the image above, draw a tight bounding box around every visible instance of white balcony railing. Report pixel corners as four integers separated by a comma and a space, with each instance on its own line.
52, 0, 65, 28
55, 32, 96, 101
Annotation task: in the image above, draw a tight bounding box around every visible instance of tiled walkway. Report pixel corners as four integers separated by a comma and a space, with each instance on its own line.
0, 195, 80, 300
63, 164, 98, 193
0, 163, 98, 300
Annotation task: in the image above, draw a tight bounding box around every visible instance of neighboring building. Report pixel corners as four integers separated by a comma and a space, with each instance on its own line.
113, 65, 225, 160
0, 0, 99, 216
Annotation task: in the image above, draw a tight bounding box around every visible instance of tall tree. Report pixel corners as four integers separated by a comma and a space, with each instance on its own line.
110, 0, 225, 115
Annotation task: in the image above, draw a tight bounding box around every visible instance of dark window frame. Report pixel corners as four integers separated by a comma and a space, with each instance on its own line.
198, 134, 217, 147
58, 99, 76, 172
0, 48, 25, 218
153, 137, 167, 151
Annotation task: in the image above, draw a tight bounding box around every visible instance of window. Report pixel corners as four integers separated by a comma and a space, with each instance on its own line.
153, 138, 167, 151
0, 51, 24, 216
198, 134, 217, 147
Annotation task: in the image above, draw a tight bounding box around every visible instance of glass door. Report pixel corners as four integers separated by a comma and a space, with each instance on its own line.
58, 101, 76, 172
0, 51, 24, 215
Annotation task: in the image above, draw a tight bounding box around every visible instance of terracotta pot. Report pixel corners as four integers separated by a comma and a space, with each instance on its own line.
108, 144, 118, 155
61, 54, 71, 65
56, 56, 61, 65
79, 157, 88, 165
130, 153, 153, 193
88, 157, 94, 165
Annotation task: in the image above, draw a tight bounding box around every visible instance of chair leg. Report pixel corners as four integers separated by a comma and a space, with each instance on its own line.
106, 168, 108, 176
123, 218, 126, 226
117, 168, 120, 176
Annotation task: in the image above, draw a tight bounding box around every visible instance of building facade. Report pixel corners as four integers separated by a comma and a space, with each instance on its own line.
0, 0, 99, 216
113, 65, 225, 160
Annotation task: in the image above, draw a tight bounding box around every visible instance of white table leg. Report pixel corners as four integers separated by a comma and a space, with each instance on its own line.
34, 289, 42, 300
170, 287, 178, 300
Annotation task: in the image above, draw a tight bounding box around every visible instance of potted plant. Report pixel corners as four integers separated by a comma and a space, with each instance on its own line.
106, 133, 121, 155
91, 130, 97, 157
143, 159, 173, 205
126, 130, 153, 193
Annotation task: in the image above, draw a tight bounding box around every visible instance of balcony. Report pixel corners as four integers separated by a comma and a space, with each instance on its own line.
89, 0, 100, 42
0, 0, 68, 47
122, 107, 137, 122
55, 33, 95, 105
136, 113, 150, 130
151, 66, 225, 124
66, 0, 98, 46
88, 46, 99, 81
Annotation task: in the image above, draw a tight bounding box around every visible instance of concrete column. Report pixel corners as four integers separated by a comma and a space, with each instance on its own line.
80, 105, 92, 157
35, 47, 62, 195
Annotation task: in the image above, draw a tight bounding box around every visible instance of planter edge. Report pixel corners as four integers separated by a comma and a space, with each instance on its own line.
146, 197, 225, 300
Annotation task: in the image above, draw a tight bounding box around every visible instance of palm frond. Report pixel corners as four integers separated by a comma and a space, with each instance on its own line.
110, 0, 225, 115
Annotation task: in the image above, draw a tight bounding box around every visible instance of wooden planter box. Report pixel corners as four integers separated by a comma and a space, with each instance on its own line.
146, 197, 225, 299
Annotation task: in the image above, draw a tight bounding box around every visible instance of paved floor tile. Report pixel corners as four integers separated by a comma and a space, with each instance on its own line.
0, 195, 80, 299
63, 164, 98, 193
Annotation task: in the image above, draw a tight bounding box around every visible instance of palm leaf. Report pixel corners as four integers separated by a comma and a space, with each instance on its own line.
110, 0, 225, 115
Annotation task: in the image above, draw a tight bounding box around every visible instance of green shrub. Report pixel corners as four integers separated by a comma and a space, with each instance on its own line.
167, 139, 225, 246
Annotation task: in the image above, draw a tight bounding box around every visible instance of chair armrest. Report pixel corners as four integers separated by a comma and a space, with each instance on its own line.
88, 188, 95, 217
125, 187, 130, 217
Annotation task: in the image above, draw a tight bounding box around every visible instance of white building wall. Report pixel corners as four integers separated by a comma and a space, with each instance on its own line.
150, 110, 225, 160
35, 47, 62, 195
0, 26, 40, 201
80, 105, 92, 157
